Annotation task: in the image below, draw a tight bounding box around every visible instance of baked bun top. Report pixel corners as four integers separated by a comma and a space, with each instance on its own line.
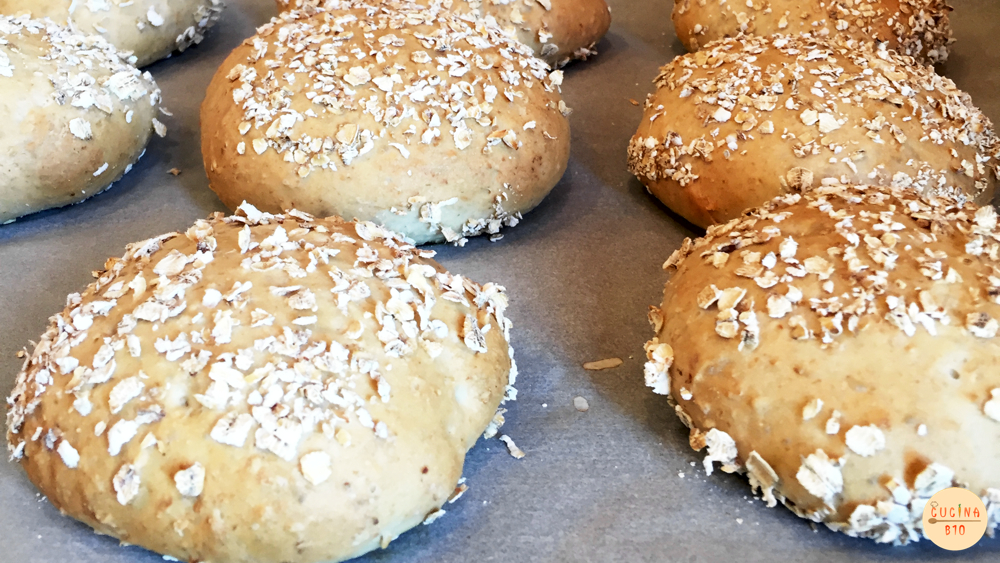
276, 0, 611, 67
6, 203, 516, 563
201, 0, 569, 244
645, 184, 1000, 543
628, 34, 1000, 228
672, 0, 953, 64
0, 0, 226, 67
0, 15, 164, 222
0, 15, 162, 127
470, 0, 611, 67
217, 0, 563, 168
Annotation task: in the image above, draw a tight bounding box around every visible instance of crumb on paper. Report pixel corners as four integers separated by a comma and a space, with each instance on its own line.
448, 483, 468, 504
629, 98, 640, 106
168, 168, 181, 176
499, 435, 525, 459
482, 408, 506, 439
583, 357, 623, 370
422, 508, 446, 525
573, 396, 589, 411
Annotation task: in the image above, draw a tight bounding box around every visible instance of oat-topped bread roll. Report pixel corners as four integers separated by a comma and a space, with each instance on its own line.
202, 1, 569, 246
0, 16, 164, 224
644, 184, 1000, 544
628, 34, 1000, 229
6, 203, 517, 562
672, 0, 952, 64
275, 0, 610, 68
462, 0, 612, 68
0, 0, 225, 67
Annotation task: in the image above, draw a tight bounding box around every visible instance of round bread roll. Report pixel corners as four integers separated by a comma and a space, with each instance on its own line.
5, 202, 517, 563
202, 1, 570, 246
644, 184, 1000, 544
0, 0, 225, 67
275, 0, 611, 68
0, 16, 164, 224
672, 0, 952, 64
628, 34, 1000, 229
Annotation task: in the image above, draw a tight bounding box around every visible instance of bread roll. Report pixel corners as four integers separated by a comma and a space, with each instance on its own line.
628, 34, 1000, 229
645, 184, 1000, 543
202, 1, 570, 245
0, 0, 226, 67
672, 0, 952, 64
0, 15, 163, 224
274, 0, 611, 67
6, 203, 517, 562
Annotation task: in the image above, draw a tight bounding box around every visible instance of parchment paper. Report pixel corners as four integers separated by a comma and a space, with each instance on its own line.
2, 1, 999, 561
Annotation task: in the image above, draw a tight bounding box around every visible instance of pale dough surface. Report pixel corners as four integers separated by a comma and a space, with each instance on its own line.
0, 0, 225, 67
0, 15, 162, 224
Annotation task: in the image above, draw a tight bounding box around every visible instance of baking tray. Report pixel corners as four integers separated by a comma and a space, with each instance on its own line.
2, 0, 999, 561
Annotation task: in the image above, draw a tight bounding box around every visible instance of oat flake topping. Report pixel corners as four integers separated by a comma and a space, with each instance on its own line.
224, 0, 564, 172
674, 0, 953, 64
6, 203, 516, 504
0, 15, 165, 138
644, 184, 1000, 543
628, 34, 999, 207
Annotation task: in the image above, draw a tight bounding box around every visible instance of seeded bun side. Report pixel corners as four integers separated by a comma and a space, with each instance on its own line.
6, 203, 516, 563
0, 16, 163, 224
672, 0, 953, 64
202, 2, 570, 245
628, 34, 999, 229
644, 184, 1000, 544
0, 0, 226, 67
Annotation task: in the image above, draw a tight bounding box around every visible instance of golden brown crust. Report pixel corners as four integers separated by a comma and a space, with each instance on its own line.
672, 0, 953, 64
627, 34, 1000, 229
645, 184, 1000, 544
275, 0, 611, 67
202, 1, 570, 245
0, 0, 226, 67
6, 203, 516, 563
0, 16, 163, 224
